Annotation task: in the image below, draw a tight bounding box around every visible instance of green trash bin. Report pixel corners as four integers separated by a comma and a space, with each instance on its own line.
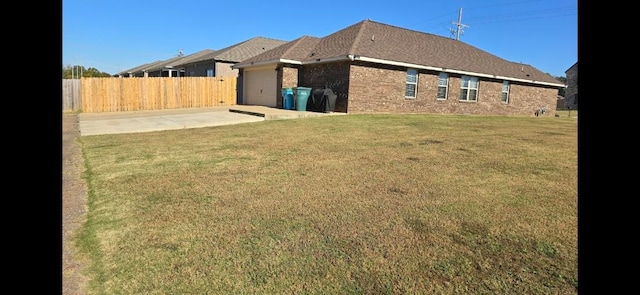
295, 87, 312, 111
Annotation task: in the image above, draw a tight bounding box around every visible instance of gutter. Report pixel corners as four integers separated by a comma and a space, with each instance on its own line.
354, 56, 565, 87
233, 58, 301, 69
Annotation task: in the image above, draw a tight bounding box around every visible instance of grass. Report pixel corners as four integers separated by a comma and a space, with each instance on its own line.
75, 114, 578, 294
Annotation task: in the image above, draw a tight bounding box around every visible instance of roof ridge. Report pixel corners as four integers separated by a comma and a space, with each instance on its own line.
253, 36, 288, 42
348, 19, 370, 55
282, 36, 312, 58
367, 19, 464, 44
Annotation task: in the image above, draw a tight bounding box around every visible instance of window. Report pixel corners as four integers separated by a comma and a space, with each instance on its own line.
405, 69, 418, 98
459, 75, 479, 101
437, 72, 449, 100
206, 69, 214, 77
501, 81, 509, 103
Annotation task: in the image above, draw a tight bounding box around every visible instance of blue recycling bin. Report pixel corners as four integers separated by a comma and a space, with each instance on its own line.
295, 87, 312, 111
281, 88, 294, 110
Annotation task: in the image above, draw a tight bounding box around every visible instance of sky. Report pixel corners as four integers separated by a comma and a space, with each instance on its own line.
62, 0, 577, 77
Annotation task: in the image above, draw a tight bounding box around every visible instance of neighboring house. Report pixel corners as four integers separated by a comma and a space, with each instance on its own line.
175, 37, 288, 78
175, 36, 288, 103
118, 60, 166, 77
117, 50, 215, 77
556, 95, 565, 110
133, 55, 186, 77
117, 37, 288, 103
564, 62, 578, 109
232, 19, 565, 116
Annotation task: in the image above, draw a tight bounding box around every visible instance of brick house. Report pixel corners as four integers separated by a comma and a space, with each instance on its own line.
118, 50, 216, 77
563, 62, 578, 109
117, 37, 287, 78
232, 20, 565, 116
118, 57, 184, 77
171, 37, 288, 78
117, 37, 288, 103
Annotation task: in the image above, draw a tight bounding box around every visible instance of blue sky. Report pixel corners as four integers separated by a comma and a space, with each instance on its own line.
62, 0, 577, 77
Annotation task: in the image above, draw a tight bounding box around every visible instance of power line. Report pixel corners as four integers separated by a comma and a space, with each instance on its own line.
408, 0, 543, 28
411, 3, 576, 36
462, 0, 543, 12
467, 12, 576, 26
463, 6, 576, 23
450, 8, 469, 41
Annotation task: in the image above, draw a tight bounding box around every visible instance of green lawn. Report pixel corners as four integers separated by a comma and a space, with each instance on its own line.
75, 114, 578, 294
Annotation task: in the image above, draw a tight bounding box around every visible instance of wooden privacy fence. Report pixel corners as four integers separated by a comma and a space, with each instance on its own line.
62, 79, 82, 112
68, 77, 237, 113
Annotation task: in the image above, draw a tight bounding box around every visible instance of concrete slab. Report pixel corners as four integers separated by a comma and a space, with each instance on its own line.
78, 107, 265, 136
77, 106, 345, 136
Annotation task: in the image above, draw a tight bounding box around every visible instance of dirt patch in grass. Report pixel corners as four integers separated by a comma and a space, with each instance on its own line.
62, 113, 90, 295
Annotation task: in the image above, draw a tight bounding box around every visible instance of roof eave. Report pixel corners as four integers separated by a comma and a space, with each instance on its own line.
232, 59, 302, 69
302, 55, 354, 64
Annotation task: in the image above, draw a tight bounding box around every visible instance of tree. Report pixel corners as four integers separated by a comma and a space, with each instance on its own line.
62, 65, 113, 79
554, 76, 567, 97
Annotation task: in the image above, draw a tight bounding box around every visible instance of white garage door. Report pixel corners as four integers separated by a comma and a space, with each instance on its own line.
244, 66, 277, 107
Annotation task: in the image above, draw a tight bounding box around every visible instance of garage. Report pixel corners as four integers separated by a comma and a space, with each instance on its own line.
243, 65, 277, 107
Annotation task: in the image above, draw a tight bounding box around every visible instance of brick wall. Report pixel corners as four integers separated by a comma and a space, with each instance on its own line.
347, 62, 557, 116
216, 62, 238, 77
299, 62, 351, 112
182, 61, 216, 77
181, 61, 237, 78
564, 63, 578, 109
276, 66, 299, 109
281, 66, 299, 88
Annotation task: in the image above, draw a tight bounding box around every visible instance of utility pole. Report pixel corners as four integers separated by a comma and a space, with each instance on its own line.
450, 7, 469, 41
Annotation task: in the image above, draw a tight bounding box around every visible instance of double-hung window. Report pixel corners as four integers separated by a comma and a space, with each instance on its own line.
405, 69, 418, 99
501, 81, 510, 103
437, 72, 449, 100
206, 69, 214, 77
459, 75, 479, 101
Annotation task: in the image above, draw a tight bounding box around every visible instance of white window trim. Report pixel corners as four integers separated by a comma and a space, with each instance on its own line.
206, 69, 214, 77
459, 75, 479, 102
437, 72, 449, 100
501, 80, 510, 104
405, 69, 418, 99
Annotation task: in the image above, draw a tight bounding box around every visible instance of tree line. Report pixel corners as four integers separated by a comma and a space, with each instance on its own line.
62, 65, 113, 79
553, 75, 566, 97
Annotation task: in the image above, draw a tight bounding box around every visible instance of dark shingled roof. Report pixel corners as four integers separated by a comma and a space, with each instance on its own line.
169, 49, 216, 67
189, 36, 288, 64
239, 36, 322, 65
119, 38, 287, 75
235, 20, 562, 86
135, 49, 217, 73
119, 60, 165, 75
138, 55, 186, 73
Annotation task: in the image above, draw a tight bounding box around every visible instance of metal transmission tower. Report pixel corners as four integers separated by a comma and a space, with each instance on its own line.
450, 7, 469, 40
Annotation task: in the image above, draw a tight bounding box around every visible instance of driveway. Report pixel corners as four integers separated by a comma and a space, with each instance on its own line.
77, 106, 343, 136
78, 107, 265, 136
